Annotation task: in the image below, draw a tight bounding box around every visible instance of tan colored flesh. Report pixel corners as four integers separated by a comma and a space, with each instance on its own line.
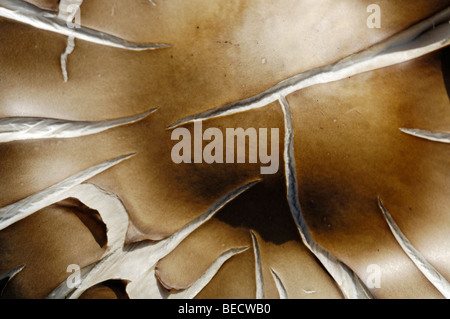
0, 1, 449, 299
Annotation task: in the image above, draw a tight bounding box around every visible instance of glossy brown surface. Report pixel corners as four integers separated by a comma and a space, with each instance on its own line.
0, 0, 449, 299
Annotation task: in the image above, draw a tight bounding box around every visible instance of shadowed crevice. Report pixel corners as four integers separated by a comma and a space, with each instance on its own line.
215, 176, 300, 245
57, 198, 107, 249
79, 279, 130, 299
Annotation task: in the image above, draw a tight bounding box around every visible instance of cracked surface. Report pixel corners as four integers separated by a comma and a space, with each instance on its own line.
0, 0, 449, 299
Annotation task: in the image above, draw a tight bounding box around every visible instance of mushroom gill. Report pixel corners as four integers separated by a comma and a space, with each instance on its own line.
0, 0, 449, 299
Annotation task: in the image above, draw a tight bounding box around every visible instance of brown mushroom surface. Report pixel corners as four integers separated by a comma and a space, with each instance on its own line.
0, 0, 449, 299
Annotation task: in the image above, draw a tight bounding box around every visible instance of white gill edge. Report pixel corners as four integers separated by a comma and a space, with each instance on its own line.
0, 153, 135, 231
46, 180, 259, 299
378, 198, 450, 299
400, 128, 450, 144
270, 268, 288, 299
58, 0, 82, 82
0, 108, 156, 143
0, 0, 171, 50
0, 264, 25, 295
251, 231, 264, 299
168, 7, 450, 129
168, 247, 249, 299
280, 95, 373, 299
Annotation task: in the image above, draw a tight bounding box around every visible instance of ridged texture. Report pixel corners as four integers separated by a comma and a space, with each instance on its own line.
168, 7, 450, 129
0, 0, 171, 50
280, 94, 373, 299
0, 154, 134, 231
167, 247, 249, 299
270, 268, 288, 299
0, 264, 25, 296
1, 0, 449, 300
47, 180, 258, 299
378, 198, 450, 299
58, 0, 83, 82
0, 108, 156, 143
251, 231, 264, 299
400, 128, 450, 144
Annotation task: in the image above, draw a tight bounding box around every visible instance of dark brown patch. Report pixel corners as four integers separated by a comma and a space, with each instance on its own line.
215, 176, 300, 245
57, 198, 107, 249
79, 280, 130, 299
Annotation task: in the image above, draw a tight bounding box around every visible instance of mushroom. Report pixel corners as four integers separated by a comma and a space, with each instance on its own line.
0, 0, 449, 299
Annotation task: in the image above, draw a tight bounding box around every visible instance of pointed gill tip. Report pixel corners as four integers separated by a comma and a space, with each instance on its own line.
377, 196, 383, 206
132, 43, 172, 51
166, 123, 176, 131
248, 179, 262, 186
154, 43, 173, 50
121, 152, 138, 161
166, 119, 185, 130
142, 107, 159, 117
240, 180, 261, 194
236, 246, 250, 254
377, 197, 390, 218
